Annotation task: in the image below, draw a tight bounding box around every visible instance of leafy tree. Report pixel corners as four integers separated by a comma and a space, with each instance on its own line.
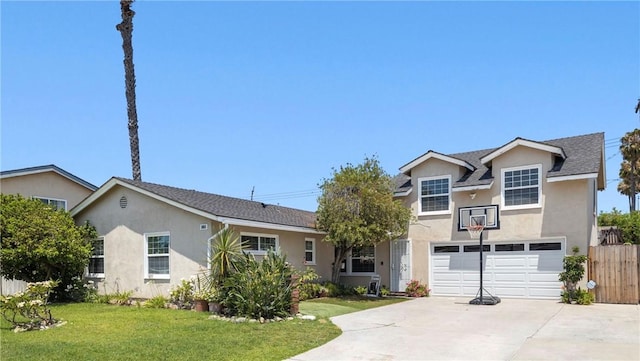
598, 208, 640, 244
0, 194, 96, 299
116, 0, 142, 181
316, 156, 412, 283
618, 129, 640, 212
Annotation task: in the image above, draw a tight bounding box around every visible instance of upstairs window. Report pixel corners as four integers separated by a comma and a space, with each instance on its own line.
241, 233, 278, 255
418, 175, 451, 214
33, 197, 67, 211
502, 165, 542, 209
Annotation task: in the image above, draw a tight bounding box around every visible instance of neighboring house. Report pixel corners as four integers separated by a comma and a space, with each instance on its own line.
0, 164, 98, 295
389, 132, 605, 299
0, 164, 98, 210
70, 177, 332, 298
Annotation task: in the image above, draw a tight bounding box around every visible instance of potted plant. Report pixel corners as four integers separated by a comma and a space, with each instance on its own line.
192, 274, 211, 312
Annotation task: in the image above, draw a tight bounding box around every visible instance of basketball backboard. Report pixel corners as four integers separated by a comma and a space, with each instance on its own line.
458, 205, 499, 231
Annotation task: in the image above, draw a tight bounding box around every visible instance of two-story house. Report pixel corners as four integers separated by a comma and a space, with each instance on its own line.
392, 132, 605, 299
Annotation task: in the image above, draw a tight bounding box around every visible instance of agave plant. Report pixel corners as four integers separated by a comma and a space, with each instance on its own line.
209, 226, 244, 285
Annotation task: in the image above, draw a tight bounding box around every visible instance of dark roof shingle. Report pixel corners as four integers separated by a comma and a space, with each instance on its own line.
115, 178, 318, 229
396, 132, 604, 191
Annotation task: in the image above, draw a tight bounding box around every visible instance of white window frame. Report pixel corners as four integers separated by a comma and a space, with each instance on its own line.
304, 238, 316, 265
418, 175, 452, 215
340, 245, 376, 276
502, 164, 542, 210
87, 237, 105, 278
33, 196, 67, 211
144, 232, 170, 280
241, 232, 279, 255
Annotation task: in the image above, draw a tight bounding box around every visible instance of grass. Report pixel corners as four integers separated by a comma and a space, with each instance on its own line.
300, 296, 408, 318
1, 296, 405, 361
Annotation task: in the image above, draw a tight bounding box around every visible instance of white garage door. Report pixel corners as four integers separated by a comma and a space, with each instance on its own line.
430, 239, 564, 299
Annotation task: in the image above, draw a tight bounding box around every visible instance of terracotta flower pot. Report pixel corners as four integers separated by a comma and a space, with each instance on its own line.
194, 299, 209, 312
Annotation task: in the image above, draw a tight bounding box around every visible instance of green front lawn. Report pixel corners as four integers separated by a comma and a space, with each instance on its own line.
1, 297, 406, 361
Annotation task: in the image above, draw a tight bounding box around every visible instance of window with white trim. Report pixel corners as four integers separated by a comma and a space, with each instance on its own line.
241, 233, 278, 255
502, 165, 542, 209
145, 232, 170, 279
339, 245, 376, 274
88, 238, 104, 278
304, 238, 316, 265
418, 175, 451, 214
33, 196, 67, 211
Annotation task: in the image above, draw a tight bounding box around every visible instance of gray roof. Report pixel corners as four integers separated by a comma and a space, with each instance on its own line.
0, 164, 98, 191
396, 132, 604, 192
114, 177, 318, 230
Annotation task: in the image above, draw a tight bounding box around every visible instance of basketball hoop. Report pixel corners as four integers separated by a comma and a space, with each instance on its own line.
466, 225, 484, 239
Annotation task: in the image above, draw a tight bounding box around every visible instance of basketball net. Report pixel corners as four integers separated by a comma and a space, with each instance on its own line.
466, 225, 484, 239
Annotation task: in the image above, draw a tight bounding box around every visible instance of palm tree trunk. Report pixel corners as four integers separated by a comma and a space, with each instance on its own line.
116, 0, 142, 181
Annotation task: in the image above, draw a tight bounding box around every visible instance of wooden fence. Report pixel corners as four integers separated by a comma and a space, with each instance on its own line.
588, 245, 640, 304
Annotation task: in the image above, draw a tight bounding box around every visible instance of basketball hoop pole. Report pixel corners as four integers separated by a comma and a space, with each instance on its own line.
468, 227, 501, 306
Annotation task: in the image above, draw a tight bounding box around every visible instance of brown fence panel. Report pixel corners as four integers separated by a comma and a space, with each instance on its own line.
589, 245, 640, 304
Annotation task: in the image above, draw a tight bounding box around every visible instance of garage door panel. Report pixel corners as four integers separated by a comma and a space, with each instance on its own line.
431, 240, 564, 299
492, 256, 527, 268
432, 272, 462, 281
493, 286, 527, 297
494, 273, 527, 282
528, 273, 562, 283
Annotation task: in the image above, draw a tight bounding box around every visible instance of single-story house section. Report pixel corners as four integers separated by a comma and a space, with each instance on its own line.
70, 177, 333, 298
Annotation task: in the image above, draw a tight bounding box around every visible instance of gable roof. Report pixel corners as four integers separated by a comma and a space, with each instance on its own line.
400, 151, 476, 174
396, 132, 605, 193
0, 164, 98, 191
71, 177, 322, 234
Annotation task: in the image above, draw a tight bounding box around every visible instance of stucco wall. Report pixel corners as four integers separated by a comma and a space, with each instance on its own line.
74, 184, 331, 298
1, 172, 94, 209
404, 145, 596, 285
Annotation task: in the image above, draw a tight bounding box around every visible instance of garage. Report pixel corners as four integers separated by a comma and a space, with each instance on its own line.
430, 239, 565, 299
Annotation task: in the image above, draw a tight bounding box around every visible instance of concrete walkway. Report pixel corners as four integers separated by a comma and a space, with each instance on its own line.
289, 297, 640, 361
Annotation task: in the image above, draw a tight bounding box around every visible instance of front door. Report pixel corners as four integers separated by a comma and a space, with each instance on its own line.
391, 239, 411, 292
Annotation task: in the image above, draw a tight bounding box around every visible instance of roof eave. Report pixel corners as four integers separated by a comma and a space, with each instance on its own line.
400, 151, 475, 174
71, 178, 322, 233
481, 138, 566, 165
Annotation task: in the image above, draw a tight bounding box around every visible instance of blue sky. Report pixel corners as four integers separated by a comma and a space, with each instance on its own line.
2, 1, 639, 212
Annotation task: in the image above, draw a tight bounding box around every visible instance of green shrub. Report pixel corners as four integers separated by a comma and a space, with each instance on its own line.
354, 286, 367, 295
298, 268, 324, 301
598, 209, 640, 244
380, 285, 390, 297
575, 288, 595, 305
559, 246, 587, 304
320, 282, 357, 297
144, 295, 168, 308
0, 280, 58, 331
405, 280, 430, 297
222, 249, 295, 319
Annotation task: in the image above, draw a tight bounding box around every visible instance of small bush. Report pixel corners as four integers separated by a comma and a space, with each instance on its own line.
354, 286, 367, 295
380, 285, 390, 297
222, 249, 295, 319
0, 280, 59, 331
575, 288, 595, 305
298, 268, 324, 301
405, 280, 430, 297
321, 282, 357, 297
144, 295, 168, 309
110, 290, 133, 306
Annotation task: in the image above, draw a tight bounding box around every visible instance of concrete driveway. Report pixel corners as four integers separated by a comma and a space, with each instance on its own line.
289, 296, 639, 361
